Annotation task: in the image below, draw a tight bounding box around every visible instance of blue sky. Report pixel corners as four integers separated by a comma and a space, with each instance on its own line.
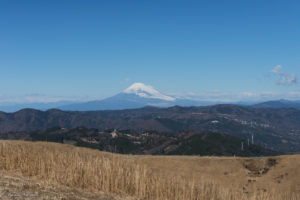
1, 0, 300, 103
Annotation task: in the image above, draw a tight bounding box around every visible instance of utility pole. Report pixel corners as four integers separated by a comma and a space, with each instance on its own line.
241, 142, 244, 151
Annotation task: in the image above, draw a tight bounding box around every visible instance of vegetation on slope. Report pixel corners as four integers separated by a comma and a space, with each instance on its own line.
1, 127, 279, 156
0, 140, 299, 200
167, 133, 278, 157
1, 104, 300, 152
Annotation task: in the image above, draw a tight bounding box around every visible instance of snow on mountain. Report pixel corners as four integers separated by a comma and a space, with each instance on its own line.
123, 83, 175, 101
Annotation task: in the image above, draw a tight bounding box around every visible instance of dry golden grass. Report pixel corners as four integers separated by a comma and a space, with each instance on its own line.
0, 173, 119, 200
0, 140, 299, 200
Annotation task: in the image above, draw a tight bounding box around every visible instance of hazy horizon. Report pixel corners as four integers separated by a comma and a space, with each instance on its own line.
1, 82, 300, 106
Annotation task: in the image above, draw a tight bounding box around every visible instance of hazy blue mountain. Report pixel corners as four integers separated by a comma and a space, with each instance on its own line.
252, 99, 300, 109
59, 93, 172, 111
58, 83, 219, 111
0, 101, 73, 113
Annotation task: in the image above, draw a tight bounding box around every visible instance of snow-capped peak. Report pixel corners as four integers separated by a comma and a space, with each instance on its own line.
123, 83, 175, 101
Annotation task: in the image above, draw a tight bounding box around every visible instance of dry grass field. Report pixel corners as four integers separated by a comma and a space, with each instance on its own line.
0, 140, 299, 200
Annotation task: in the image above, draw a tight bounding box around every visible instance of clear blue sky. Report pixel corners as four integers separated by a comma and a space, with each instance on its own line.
1, 0, 300, 102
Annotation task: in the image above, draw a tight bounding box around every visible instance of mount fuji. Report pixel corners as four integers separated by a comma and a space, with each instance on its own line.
0, 83, 219, 112
58, 83, 211, 111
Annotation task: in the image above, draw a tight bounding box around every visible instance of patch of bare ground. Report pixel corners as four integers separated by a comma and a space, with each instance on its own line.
0, 140, 299, 200
0, 173, 133, 200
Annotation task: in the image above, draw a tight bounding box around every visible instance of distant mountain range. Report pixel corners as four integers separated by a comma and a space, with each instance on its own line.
252, 99, 300, 109
0, 101, 74, 113
1, 104, 300, 152
0, 83, 300, 112
1, 83, 299, 154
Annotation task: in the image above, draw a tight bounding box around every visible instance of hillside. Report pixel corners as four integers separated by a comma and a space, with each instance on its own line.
0, 140, 299, 200
0, 127, 278, 157
0, 105, 300, 152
